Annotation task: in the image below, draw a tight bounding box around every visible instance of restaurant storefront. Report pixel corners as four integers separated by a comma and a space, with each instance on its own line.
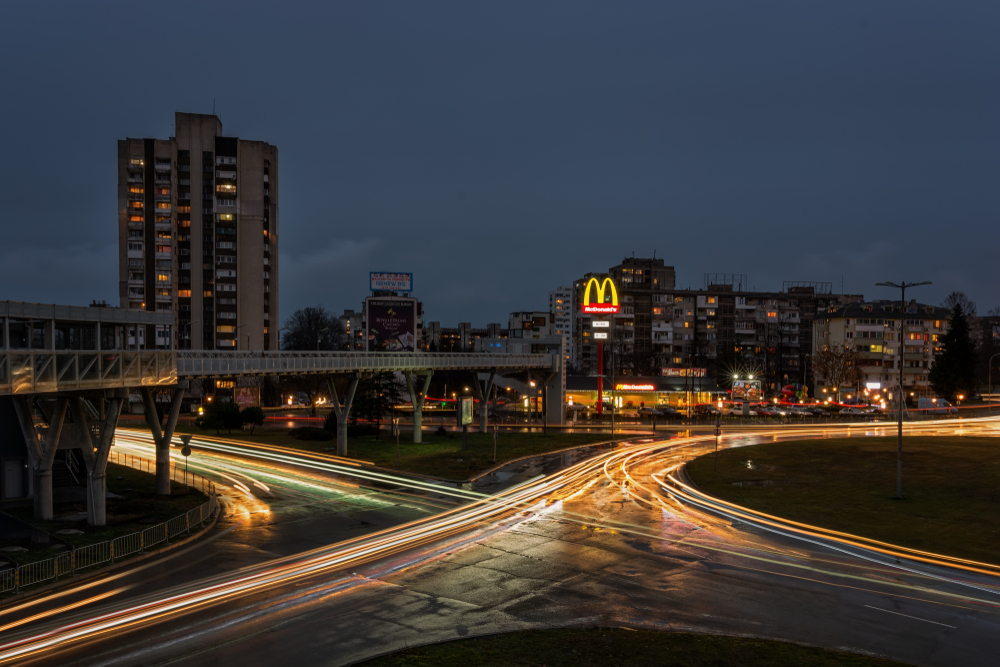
565, 376, 725, 411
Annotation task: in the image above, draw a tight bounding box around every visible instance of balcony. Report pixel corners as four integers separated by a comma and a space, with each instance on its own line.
154, 162, 171, 172
216, 171, 236, 180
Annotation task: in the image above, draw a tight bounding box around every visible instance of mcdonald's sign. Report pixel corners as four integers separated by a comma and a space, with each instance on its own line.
581, 277, 619, 314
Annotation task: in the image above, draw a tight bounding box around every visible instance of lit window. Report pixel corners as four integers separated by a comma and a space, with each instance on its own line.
219, 214, 234, 221
156, 245, 170, 253
177, 206, 191, 213
129, 215, 143, 222
217, 325, 236, 333
129, 186, 143, 194
156, 202, 170, 210
204, 290, 213, 297
129, 201, 143, 209
157, 187, 170, 195
178, 290, 191, 297
129, 158, 143, 166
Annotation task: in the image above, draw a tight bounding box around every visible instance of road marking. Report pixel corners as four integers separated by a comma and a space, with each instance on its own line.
864, 605, 957, 628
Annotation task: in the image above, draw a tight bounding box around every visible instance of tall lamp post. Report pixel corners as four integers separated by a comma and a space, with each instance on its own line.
988, 352, 1000, 401
875, 280, 931, 500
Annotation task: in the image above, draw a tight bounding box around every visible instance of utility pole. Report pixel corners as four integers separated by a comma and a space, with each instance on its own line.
875, 280, 931, 500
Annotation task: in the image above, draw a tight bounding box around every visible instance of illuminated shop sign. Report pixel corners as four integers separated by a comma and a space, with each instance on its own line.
581, 277, 619, 314
593, 331, 608, 339
614, 383, 655, 392
592, 320, 610, 328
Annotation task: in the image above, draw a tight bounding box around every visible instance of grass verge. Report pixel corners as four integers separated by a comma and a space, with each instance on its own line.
171, 425, 615, 479
3, 462, 208, 561
686, 436, 1000, 565
357, 628, 910, 666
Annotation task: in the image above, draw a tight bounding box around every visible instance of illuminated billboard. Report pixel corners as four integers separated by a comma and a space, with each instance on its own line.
581, 277, 619, 314
732, 380, 762, 401
458, 396, 474, 426
614, 383, 656, 392
365, 297, 417, 351
370, 272, 413, 293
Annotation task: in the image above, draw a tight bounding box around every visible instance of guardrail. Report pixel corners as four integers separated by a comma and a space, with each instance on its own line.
108, 450, 215, 496
175, 350, 556, 376
0, 350, 177, 395
0, 456, 216, 596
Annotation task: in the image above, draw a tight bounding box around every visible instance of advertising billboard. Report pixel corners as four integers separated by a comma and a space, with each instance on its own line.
731, 380, 762, 401
370, 272, 413, 293
365, 297, 417, 351
662, 368, 706, 377
458, 396, 474, 426
235, 386, 260, 408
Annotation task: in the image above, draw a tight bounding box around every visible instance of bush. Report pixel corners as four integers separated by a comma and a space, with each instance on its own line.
196, 401, 242, 435
241, 406, 265, 434
436, 426, 447, 436
324, 410, 338, 433
290, 427, 334, 441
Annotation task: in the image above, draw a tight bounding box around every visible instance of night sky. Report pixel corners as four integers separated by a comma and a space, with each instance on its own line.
1, 2, 997, 324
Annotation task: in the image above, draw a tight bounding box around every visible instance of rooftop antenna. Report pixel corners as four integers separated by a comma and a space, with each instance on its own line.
653, 249, 656, 259
213, 99, 216, 115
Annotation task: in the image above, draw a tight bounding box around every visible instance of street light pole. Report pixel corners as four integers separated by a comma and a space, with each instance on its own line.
989, 352, 1000, 401
876, 280, 931, 500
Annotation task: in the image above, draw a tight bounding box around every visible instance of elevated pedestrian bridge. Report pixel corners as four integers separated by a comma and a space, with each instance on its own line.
0, 350, 554, 395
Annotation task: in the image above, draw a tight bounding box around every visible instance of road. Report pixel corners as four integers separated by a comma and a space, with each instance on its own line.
2, 418, 999, 665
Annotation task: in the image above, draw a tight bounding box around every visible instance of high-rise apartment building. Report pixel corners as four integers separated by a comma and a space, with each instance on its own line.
118, 112, 278, 350
548, 286, 574, 366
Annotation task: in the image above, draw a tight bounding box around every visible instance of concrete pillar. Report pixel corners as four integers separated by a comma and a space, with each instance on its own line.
141, 385, 185, 495
405, 372, 433, 443
327, 374, 360, 457
545, 347, 567, 427
71, 395, 123, 527
472, 369, 496, 433
14, 397, 68, 521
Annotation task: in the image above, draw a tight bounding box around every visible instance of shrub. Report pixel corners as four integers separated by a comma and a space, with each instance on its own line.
241, 406, 265, 434
436, 425, 447, 436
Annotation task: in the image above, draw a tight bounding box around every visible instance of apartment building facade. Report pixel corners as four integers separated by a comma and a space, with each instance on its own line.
571, 261, 861, 390
812, 300, 951, 398
118, 112, 278, 351
548, 286, 574, 366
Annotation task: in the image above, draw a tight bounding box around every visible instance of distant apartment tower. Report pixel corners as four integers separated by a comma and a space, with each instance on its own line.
548, 286, 574, 366
118, 112, 278, 350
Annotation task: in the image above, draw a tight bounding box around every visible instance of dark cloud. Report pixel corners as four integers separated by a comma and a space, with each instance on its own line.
1, 1, 997, 321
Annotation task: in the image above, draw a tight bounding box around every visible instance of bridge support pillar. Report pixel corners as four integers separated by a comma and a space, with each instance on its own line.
327, 373, 360, 457
141, 384, 187, 496
71, 393, 124, 526
405, 372, 433, 443
12, 396, 68, 521
472, 369, 496, 433
545, 344, 566, 427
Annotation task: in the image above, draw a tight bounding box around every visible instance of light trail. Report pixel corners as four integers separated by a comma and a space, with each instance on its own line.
4, 417, 999, 663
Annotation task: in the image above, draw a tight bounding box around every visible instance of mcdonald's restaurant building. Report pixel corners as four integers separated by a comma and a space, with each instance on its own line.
565, 376, 724, 411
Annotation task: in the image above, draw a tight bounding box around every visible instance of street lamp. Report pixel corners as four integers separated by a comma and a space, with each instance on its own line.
317, 327, 330, 351
989, 352, 1000, 400
875, 280, 931, 499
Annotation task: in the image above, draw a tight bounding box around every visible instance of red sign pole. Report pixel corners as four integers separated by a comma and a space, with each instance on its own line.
597, 339, 604, 415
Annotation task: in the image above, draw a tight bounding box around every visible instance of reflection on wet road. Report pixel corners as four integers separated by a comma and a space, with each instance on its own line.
3, 418, 999, 666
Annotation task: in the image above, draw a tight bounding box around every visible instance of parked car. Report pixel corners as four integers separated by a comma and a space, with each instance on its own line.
728, 406, 758, 416
637, 407, 664, 417
917, 397, 958, 414
839, 407, 864, 415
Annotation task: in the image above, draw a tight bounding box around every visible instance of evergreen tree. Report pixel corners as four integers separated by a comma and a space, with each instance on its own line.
929, 304, 978, 401
353, 371, 404, 439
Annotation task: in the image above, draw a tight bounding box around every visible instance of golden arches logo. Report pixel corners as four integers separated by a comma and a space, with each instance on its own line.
581, 277, 619, 314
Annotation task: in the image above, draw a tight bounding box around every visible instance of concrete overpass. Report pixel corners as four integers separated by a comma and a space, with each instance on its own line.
1, 302, 564, 527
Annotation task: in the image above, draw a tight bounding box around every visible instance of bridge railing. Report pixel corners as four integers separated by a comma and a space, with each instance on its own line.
175, 350, 556, 376
0, 350, 177, 395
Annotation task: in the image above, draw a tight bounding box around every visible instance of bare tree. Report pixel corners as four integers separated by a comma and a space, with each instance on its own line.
812, 344, 862, 401
942, 291, 977, 319
282, 306, 345, 351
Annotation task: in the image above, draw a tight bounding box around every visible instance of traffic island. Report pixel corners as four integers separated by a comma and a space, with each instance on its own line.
355, 628, 910, 666
173, 425, 616, 479
686, 436, 1000, 565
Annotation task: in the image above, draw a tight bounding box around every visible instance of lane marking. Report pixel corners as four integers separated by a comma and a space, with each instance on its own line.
864, 605, 957, 628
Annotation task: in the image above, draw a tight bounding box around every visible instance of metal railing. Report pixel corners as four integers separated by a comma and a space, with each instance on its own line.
0, 493, 217, 596
108, 450, 216, 496
175, 350, 556, 376
0, 350, 177, 395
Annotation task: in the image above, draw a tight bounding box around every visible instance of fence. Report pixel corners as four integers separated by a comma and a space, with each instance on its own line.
108, 450, 216, 496
0, 485, 217, 596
